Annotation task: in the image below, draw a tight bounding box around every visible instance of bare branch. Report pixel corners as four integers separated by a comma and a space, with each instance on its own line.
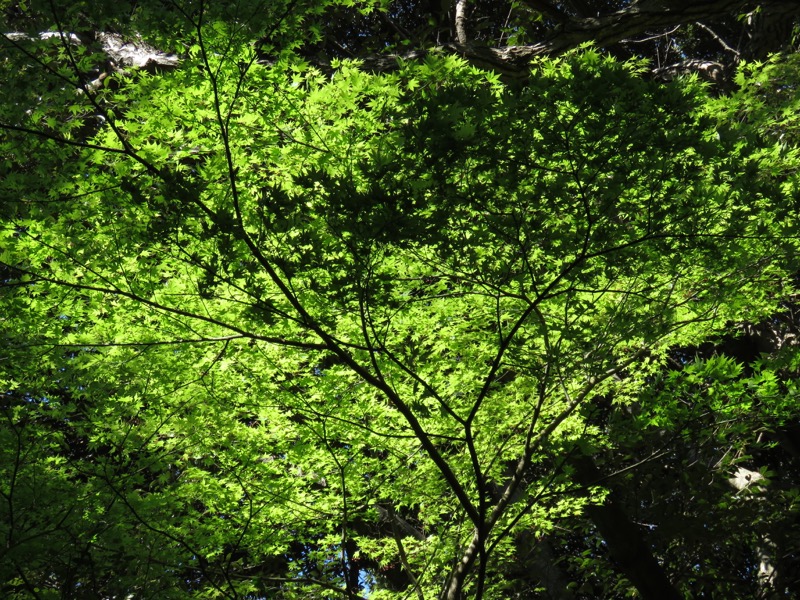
696, 21, 741, 59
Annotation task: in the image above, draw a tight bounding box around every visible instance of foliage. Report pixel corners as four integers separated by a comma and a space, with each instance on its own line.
2, 2, 800, 598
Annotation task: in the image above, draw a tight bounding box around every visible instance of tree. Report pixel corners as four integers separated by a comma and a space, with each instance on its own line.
5, 1, 800, 86
2, 1, 800, 598
300, 0, 800, 82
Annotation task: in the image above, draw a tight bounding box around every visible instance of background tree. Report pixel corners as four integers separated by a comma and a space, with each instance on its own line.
300, 0, 800, 82
2, 1, 800, 599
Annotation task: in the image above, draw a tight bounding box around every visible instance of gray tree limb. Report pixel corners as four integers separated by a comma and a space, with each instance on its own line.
7, 1, 799, 82
357, 0, 799, 78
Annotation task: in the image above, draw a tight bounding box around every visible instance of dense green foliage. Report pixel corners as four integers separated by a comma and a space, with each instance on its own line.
2, 2, 800, 598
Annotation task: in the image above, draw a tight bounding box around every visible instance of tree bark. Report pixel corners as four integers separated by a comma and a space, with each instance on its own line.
357, 0, 800, 78
454, 0, 468, 44
9, 1, 800, 81
526, 535, 578, 600
570, 454, 683, 600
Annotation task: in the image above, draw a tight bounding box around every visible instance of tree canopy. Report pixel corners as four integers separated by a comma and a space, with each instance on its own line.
2, 1, 800, 599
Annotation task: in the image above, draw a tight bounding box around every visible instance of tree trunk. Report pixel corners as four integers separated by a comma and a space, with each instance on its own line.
570, 454, 683, 600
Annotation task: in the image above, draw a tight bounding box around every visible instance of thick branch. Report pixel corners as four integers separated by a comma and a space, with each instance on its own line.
358, 0, 798, 77
10, 1, 799, 82
4, 31, 178, 70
